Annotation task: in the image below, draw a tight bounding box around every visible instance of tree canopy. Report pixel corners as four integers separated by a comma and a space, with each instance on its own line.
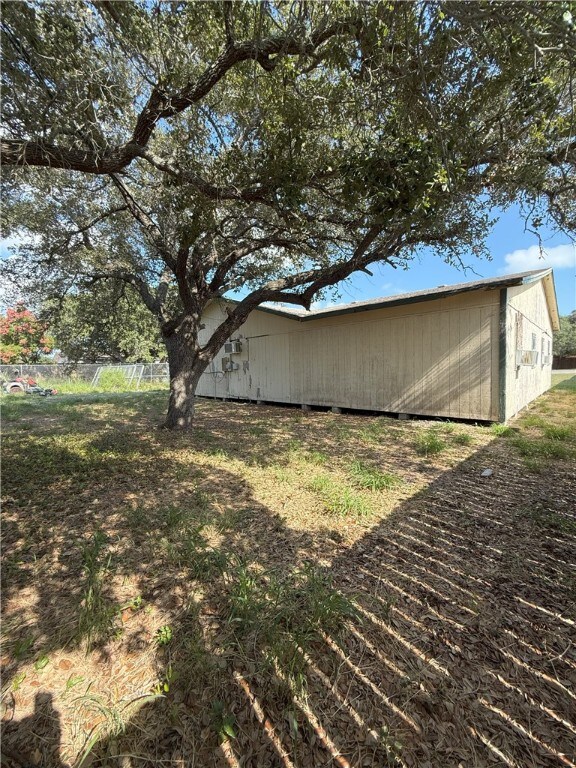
0, 304, 53, 364
49, 281, 164, 363
554, 312, 576, 357
2, 0, 575, 426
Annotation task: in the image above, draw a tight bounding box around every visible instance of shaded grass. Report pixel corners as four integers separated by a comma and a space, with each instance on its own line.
225, 561, 357, 693
518, 507, 576, 535
551, 373, 576, 391
9, 388, 565, 766
512, 435, 573, 460
77, 530, 121, 651
511, 383, 576, 470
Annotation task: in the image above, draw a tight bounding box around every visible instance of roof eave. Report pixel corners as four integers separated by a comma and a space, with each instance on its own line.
533, 270, 560, 331
297, 273, 533, 321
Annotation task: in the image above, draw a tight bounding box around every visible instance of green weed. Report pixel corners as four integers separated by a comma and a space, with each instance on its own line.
305, 449, 329, 465
227, 564, 262, 628
11, 671, 26, 692
491, 423, 513, 437
247, 424, 269, 437
34, 654, 50, 671
152, 663, 177, 694
519, 507, 576, 535
349, 460, 401, 491
12, 635, 35, 660
77, 531, 120, 650
378, 725, 404, 766
73, 692, 127, 765
309, 474, 371, 516
542, 424, 573, 441
521, 414, 547, 428
452, 432, 472, 446
154, 625, 173, 646
64, 674, 85, 695
225, 562, 356, 693
522, 457, 544, 473
358, 419, 390, 443
415, 430, 446, 457
124, 595, 143, 611
512, 435, 573, 461
211, 701, 237, 742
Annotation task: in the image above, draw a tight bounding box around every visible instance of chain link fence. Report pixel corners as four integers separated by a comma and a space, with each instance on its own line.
0, 363, 169, 387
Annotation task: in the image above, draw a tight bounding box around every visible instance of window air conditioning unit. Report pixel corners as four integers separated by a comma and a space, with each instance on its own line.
541, 354, 551, 365
224, 340, 242, 355
516, 350, 538, 367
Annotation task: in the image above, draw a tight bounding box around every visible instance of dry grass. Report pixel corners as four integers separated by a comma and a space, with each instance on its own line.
1, 383, 575, 768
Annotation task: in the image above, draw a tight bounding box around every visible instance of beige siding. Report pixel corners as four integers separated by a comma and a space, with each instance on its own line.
196, 291, 501, 421
504, 281, 553, 420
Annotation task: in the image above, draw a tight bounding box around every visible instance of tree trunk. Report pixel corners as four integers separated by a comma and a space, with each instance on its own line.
162, 321, 208, 430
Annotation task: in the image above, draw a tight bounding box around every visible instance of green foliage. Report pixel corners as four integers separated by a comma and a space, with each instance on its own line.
78, 531, 121, 650
552, 373, 576, 391
210, 702, 237, 743
96, 369, 129, 392
50, 282, 164, 363
512, 435, 574, 461
34, 654, 49, 671
491, 423, 514, 437
349, 460, 401, 490
225, 561, 356, 691
309, 474, 372, 516
542, 424, 572, 441
511, 409, 576, 469
12, 635, 35, 660
2, 1, 575, 427
154, 625, 173, 647
452, 432, 473, 446
519, 506, 576, 535
415, 430, 446, 457
553, 315, 576, 357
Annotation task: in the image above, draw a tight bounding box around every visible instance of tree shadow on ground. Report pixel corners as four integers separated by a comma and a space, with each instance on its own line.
2, 400, 575, 767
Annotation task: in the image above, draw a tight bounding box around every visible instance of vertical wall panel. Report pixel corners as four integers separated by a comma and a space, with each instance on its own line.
196, 290, 506, 420
504, 281, 554, 420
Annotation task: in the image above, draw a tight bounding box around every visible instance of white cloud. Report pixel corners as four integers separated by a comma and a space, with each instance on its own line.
380, 282, 407, 297
500, 243, 575, 274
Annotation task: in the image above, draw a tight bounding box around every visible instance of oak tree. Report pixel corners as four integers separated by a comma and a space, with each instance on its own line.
2, 1, 574, 427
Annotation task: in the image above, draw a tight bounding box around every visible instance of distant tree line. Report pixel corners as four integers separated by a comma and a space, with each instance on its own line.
554, 311, 576, 357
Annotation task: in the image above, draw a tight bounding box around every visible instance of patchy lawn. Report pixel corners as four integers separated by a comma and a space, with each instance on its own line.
1, 383, 575, 768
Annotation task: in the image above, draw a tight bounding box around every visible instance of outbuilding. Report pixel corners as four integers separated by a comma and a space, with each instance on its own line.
197, 269, 559, 422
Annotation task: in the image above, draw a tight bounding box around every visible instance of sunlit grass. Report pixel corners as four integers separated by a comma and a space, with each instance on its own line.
414, 429, 446, 457
349, 460, 402, 491
308, 474, 372, 516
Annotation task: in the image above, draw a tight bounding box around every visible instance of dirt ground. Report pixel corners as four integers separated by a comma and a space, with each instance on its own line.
1, 381, 575, 767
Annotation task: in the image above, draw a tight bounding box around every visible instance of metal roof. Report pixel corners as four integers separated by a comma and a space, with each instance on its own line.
254, 268, 559, 329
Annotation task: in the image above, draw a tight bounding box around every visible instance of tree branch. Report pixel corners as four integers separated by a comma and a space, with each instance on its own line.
1, 16, 354, 174
60, 205, 128, 246
109, 173, 176, 269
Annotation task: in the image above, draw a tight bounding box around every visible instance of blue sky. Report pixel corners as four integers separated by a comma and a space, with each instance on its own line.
1, 204, 575, 316
313, 205, 576, 316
